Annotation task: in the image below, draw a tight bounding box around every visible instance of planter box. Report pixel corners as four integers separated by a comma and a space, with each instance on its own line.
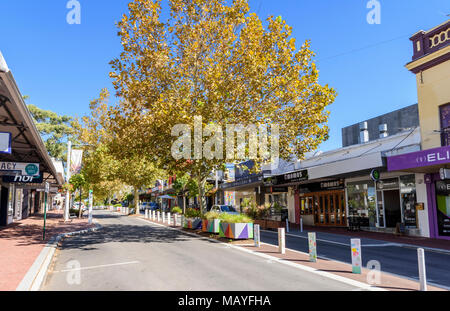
202, 219, 221, 233
184, 217, 202, 230
219, 222, 254, 239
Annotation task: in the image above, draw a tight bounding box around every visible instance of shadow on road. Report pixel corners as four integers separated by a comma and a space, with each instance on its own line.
60, 222, 192, 251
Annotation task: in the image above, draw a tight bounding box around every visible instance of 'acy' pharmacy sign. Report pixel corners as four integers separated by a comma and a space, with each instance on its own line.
0, 162, 40, 176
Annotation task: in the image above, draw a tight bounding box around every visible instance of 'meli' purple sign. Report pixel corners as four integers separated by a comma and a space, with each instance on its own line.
388, 145, 450, 171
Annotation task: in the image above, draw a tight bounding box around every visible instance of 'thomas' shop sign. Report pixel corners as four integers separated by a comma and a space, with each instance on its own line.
0, 162, 40, 176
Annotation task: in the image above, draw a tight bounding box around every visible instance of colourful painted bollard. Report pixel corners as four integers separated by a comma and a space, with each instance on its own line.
308, 232, 317, 262
351, 238, 362, 274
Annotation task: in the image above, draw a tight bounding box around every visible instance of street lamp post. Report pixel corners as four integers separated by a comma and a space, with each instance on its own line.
64, 140, 72, 222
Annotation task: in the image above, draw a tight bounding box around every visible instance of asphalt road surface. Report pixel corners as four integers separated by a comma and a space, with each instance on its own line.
259, 229, 450, 289
42, 211, 361, 291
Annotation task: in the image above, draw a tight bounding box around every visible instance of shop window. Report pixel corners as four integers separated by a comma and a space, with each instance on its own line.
440, 103, 450, 146
347, 181, 376, 227
400, 175, 417, 228
436, 181, 450, 236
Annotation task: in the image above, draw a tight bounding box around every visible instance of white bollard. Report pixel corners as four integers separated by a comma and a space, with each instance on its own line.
417, 248, 427, 291
157, 211, 161, 222
168, 212, 171, 225
278, 228, 285, 254
254, 224, 261, 248
145, 209, 148, 219
174, 214, 177, 226
286, 219, 290, 233
300, 218, 303, 232
162, 212, 165, 223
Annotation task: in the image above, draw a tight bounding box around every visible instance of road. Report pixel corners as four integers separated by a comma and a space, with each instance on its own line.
259, 229, 450, 289
41, 210, 361, 291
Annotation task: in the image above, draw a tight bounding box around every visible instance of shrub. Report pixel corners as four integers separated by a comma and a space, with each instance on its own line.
185, 208, 202, 218
203, 211, 221, 220
114, 203, 122, 208
171, 206, 182, 214
219, 213, 253, 224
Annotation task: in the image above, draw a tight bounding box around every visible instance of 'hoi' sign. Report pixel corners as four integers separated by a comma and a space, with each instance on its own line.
351, 239, 362, 274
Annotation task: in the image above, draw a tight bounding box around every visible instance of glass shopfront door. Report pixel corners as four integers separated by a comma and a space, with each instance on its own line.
301, 190, 346, 226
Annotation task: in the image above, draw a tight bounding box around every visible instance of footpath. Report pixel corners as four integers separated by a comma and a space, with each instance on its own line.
133, 212, 448, 292
0, 210, 95, 291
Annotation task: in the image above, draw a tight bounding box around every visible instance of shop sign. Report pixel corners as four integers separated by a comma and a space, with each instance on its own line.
0, 162, 40, 176
221, 174, 263, 189
387, 145, 450, 171
284, 170, 308, 182
2, 174, 43, 183
440, 168, 450, 180
370, 169, 380, 181
298, 179, 345, 193
0, 132, 12, 154
268, 186, 288, 193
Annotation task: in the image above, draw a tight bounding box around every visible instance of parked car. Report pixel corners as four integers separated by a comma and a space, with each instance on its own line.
210, 205, 240, 215
149, 202, 160, 210
72, 202, 87, 212
139, 202, 149, 211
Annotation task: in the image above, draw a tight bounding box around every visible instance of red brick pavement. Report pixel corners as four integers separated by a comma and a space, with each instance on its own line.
297, 225, 450, 251
0, 210, 95, 291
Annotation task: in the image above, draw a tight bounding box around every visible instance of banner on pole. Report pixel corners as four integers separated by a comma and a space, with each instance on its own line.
308, 232, 317, 262
70, 149, 83, 174
351, 238, 362, 274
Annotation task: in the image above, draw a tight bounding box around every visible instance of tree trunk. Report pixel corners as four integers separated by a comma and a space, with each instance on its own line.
197, 177, 206, 215
182, 193, 186, 214
134, 186, 140, 214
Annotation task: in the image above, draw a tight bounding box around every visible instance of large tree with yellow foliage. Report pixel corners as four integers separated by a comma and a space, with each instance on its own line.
108, 0, 336, 213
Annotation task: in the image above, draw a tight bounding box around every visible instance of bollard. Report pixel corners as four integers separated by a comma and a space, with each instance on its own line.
162, 212, 165, 223
168, 212, 171, 225
278, 228, 285, 254
308, 232, 317, 262
351, 239, 362, 274
254, 224, 261, 248
418, 248, 427, 291
300, 218, 303, 232
145, 209, 148, 219
286, 219, 289, 233
157, 211, 161, 222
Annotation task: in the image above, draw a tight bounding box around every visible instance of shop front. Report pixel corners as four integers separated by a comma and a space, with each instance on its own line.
387, 145, 450, 239
296, 179, 346, 227
346, 174, 419, 232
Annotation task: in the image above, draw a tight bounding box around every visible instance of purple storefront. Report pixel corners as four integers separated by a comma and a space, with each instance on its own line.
387, 146, 450, 240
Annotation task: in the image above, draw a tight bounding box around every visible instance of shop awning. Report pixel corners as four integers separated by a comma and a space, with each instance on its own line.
0, 52, 63, 188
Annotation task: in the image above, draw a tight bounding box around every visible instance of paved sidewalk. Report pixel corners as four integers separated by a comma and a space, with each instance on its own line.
137, 213, 447, 291
0, 210, 95, 291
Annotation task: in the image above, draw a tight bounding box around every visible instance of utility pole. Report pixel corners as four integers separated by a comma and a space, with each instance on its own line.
64, 140, 72, 222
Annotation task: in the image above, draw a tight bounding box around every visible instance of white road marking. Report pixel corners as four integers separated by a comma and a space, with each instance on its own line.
136, 217, 385, 291
54, 261, 140, 273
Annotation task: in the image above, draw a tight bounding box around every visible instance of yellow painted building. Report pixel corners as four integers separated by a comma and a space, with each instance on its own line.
406, 20, 450, 149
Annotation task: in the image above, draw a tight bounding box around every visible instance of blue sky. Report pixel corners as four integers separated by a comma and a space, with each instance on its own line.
0, 0, 448, 152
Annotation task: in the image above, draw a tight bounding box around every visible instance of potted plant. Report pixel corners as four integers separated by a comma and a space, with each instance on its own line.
219, 213, 254, 240
183, 208, 202, 229
202, 211, 221, 233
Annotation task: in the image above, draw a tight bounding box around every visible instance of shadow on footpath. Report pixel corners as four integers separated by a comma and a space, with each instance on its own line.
59, 222, 194, 251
